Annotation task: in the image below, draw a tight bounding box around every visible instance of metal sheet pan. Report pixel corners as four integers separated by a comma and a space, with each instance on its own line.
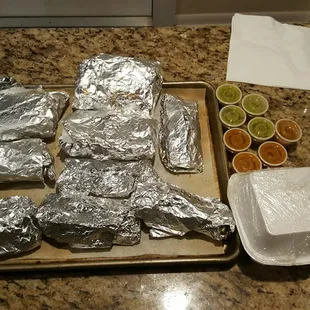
0, 82, 240, 271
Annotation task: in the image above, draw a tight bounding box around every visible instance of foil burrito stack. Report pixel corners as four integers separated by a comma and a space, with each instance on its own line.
37, 194, 140, 248
57, 158, 148, 198
0, 196, 41, 256
132, 164, 235, 240
0, 76, 20, 90
59, 110, 157, 161
0, 87, 69, 141
0, 139, 55, 183
73, 54, 162, 116
159, 94, 203, 173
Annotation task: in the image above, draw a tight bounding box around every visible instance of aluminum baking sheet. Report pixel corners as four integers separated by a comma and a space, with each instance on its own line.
0, 82, 240, 271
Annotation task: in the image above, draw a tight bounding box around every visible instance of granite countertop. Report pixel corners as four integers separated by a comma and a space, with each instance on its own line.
0, 26, 310, 309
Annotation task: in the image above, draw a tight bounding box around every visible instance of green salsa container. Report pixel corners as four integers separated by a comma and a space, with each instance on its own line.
219, 105, 246, 129
242, 94, 269, 117
216, 84, 242, 105
248, 117, 275, 143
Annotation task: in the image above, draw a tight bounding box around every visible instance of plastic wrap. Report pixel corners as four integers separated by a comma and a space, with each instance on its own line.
159, 94, 203, 173
0, 76, 20, 90
0, 139, 55, 183
59, 110, 157, 161
132, 164, 235, 241
57, 158, 149, 198
73, 54, 162, 116
36, 194, 139, 249
228, 167, 310, 266
0, 196, 41, 256
0, 88, 69, 141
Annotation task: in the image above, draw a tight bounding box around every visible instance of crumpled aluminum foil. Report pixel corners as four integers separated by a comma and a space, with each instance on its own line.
0, 88, 69, 141
132, 164, 235, 241
0, 139, 55, 183
0, 76, 20, 90
36, 194, 140, 249
59, 110, 157, 161
57, 158, 149, 198
73, 54, 162, 116
113, 211, 141, 246
0, 196, 41, 256
159, 94, 203, 173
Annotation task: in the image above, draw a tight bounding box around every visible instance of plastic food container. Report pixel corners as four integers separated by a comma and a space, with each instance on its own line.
232, 152, 262, 173
247, 117, 275, 143
219, 105, 246, 129
241, 94, 269, 117
216, 84, 242, 105
275, 119, 302, 146
228, 167, 310, 266
223, 128, 252, 153
258, 141, 288, 167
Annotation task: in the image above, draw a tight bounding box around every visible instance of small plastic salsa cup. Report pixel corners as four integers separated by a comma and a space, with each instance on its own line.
216, 84, 242, 105
247, 117, 275, 143
258, 141, 288, 167
223, 128, 252, 153
241, 94, 269, 117
219, 105, 246, 129
275, 119, 302, 146
232, 152, 262, 173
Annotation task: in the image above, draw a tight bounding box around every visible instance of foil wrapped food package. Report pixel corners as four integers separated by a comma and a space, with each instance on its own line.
0, 87, 69, 141
113, 211, 141, 246
160, 94, 203, 173
57, 158, 149, 198
0, 76, 20, 90
73, 54, 162, 116
59, 110, 157, 161
0, 139, 55, 183
132, 165, 235, 241
37, 194, 140, 249
0, 196, 41, 256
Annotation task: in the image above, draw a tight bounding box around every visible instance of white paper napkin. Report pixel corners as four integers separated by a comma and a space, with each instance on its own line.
226, 14, 310, 90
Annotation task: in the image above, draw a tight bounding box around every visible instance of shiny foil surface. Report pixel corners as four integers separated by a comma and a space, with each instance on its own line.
0, 139, 55, 183
36, 194, 138, 249
0, 88, 69, 141
113, 211, 141, 246
159, 94, 203, 173
0, 196, 41, 256
59, 110, 157, 161
57, 158, 149, 198
73, 54, 162, 116
0, 76, 20, 90
132, 165, 235, 241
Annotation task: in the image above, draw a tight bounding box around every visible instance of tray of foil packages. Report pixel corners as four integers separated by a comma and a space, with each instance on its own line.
0, 79, 240, 270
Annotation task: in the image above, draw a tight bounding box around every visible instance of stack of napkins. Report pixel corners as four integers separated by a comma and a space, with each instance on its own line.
226, 14, 310, 90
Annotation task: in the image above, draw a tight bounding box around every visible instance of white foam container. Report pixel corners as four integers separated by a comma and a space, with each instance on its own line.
228, 167, 310, 266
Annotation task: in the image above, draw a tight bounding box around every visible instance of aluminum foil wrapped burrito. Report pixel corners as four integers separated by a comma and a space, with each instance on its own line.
132, 164, 235, 241
0, 196, 41, 256
0, 76, 20, 91
57, 158, 149, 198
113, 211, 141, 246
0, 139, 55, 183
73, 54, 162, 116
59, 110, 157, 161
0, 87, 69, 141
159, 94, 203, 173
37, 194, 140, 248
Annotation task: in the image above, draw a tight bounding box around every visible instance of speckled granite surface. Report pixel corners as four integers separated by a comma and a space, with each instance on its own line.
0, 26, 310, 309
